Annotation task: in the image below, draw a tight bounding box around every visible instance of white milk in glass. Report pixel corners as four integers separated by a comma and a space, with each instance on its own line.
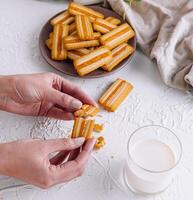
124, 126, 182, 194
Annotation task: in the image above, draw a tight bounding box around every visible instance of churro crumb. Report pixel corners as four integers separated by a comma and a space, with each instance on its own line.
94, 136, 106, 149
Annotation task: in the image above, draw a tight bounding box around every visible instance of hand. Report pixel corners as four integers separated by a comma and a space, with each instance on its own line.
0, 73, 96, 119
0, 137, 96, 188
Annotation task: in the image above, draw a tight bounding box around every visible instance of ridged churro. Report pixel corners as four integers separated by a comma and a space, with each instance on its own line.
51, 24, 69, 60
67, 48, 91, 60
51, 11, 74, 26
93, 18, 117, 34
69, 22, 76, 34
64, 35, 99, 50
105, 16, 121, 25
68, 2, 104, 22
74, 104, 99, 117
99, 79, 133, 111
102, 43, 135, 71
74, 46, 112, 76
100, 23, 135, 49
75, 15, 94, 40
71, 117, 95, 139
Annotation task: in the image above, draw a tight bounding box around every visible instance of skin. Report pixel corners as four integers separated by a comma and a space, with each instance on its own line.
0, 73, 97, 188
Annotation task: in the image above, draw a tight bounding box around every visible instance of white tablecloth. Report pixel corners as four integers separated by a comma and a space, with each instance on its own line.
0, 1, 193, 200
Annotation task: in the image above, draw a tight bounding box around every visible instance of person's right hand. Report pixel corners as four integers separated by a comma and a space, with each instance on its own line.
0, 137, 96, 188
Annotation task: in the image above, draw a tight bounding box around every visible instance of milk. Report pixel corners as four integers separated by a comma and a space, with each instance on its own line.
125, 139, 176, 194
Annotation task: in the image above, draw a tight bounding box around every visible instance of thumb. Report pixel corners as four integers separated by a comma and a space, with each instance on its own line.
46, 89, 82, 111
44, 137, 85, 153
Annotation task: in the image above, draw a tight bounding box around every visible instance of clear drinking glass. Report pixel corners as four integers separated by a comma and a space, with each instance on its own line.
124, 125, 182, 194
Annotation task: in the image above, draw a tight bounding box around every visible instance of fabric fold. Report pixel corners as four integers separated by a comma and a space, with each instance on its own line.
108, 0, 193, 91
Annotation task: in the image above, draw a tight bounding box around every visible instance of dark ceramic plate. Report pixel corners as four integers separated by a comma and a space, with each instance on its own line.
39, 6, 136, 78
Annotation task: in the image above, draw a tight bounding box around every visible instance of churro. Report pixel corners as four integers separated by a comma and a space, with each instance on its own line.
74, 46, 112, 76
68, 2, 104, 22
75, 15, 94, 40
105, 16, 121, 25
64, 35, 99, 50
69, 22, 76, 34
71, 117, 95, 139
67, 48, 91, 60
51, 24, 69, 60
100, 23, 135, 49
102, 43, 134, 71
99, 79, 133, 112
74, 104, 99, 117
93, 18, 117, 34
51, 11, 74, 26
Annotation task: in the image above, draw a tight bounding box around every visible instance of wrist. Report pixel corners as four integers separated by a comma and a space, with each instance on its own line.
0, 76, 14, 110
0, 143, 9, 175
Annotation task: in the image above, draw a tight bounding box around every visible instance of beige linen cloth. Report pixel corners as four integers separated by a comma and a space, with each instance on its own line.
107, 0, 193, 91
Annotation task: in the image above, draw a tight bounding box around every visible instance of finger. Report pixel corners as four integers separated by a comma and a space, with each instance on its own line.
44, 137, 85, 153
67, 148, 80, 161
47, 89, 82, 111
59, 78, 97, 106
46, 107, 74, 120
52, 138, 96, 183
50, 150, 70, 165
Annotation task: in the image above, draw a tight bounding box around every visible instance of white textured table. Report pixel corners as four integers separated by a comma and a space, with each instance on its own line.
0, 1, 193, 200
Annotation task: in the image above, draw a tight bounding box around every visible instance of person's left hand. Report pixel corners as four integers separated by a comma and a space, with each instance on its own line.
0, 73, 96, 120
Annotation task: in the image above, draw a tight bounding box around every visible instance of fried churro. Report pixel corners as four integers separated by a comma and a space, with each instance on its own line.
51, 24, 69, 60
93, 18, 117, 34
74, 46, 112, 76
99, 79, 133, 111
100, 23, 135, 49
64, 35, 99, 50
74, 104, 99, 117
75, 15, 94, 40
102, 43, 135, 71
51, 11, 74, 26
105, 16, 121, 25
71, 118, 95, 139
68, 2, 104, 22
67, 48, 91, 60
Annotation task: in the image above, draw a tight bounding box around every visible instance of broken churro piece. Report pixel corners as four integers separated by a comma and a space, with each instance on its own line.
95, 136, 106, 149
93, 18, 117, 34
68, 2, 104, 22
105, 16, 121, 25
75, 15, 94, 40
99, 79, 133, 112
100, 23, 135, 50
51, 11, 74, 26
71, 118, 95, 139
51, 24, 69, 60
94, 124, 104, 133
74, 104, 99, 117
74, 46, 112, 76
102, 43, 135, 71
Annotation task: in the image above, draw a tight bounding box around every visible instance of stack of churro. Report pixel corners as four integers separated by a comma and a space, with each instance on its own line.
46, 2, 135, 76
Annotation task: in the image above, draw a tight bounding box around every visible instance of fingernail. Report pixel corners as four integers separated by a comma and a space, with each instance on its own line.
71, 100, 82, 109
73, 137, 85, 145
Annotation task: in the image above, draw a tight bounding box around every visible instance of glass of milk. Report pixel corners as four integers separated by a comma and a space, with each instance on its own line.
124, 125, 182, 194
